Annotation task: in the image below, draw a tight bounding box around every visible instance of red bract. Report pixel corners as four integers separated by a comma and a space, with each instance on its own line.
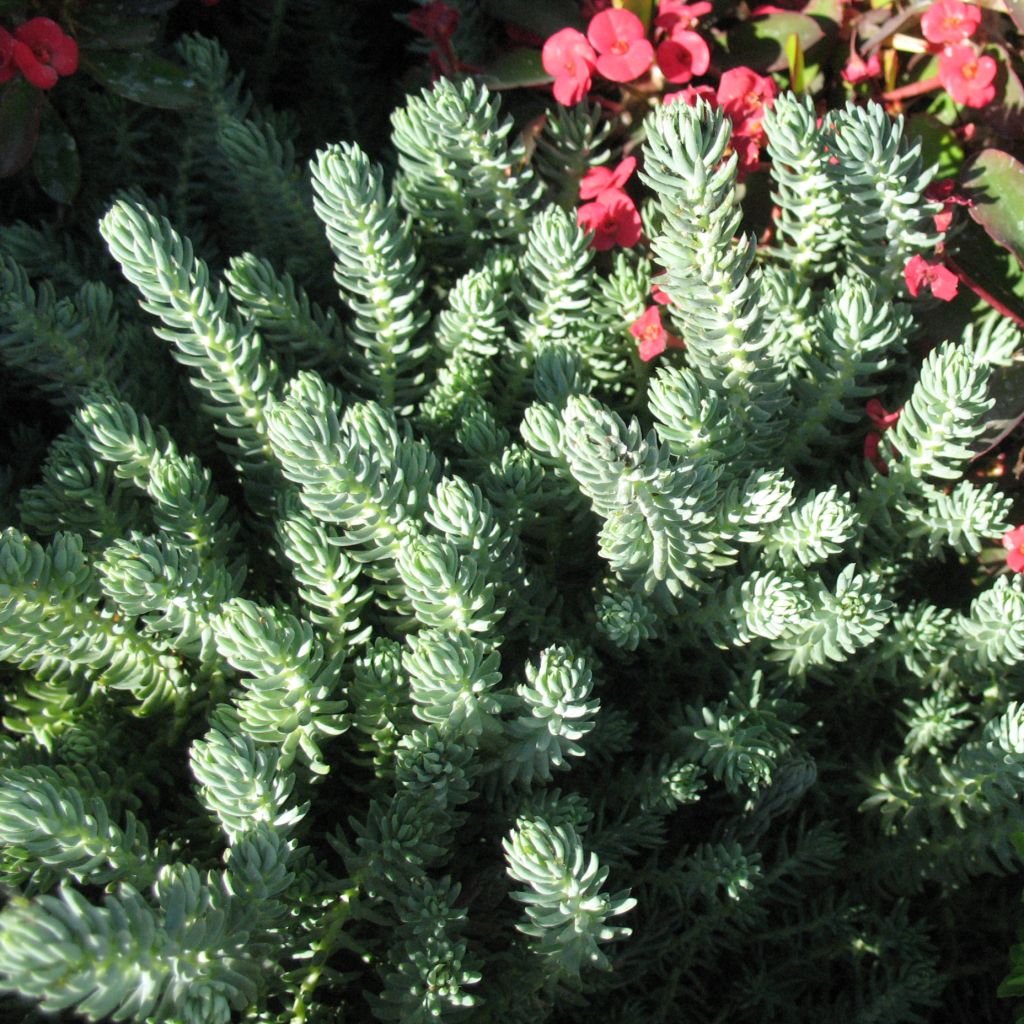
904, 254, 959, 301
651, 277, 672, 305
664, 83, 717, 105
655, 0, 712, 34
542, 27, 597, 105
409, 1, 460, 43
865, 399, 901, 430
0, 27, 16, 83
581, 0, 614, 17
579, 156, 637, 200
630, 306, 685, 361
938, 44, 997, 107
1002, 525, 1024, 573
11, 17, 77, 89
577, 191, 642, 250
925, 178, 971, 232
842, 51, 882, 84
656, 29, 710, 84
921, 0, 981, 45
588, 8, 654, 82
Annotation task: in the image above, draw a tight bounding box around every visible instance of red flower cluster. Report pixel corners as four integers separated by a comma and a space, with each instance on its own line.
904, 254, 958, 301
0, 17, 78, 90
920, 0, 996, 107
864, 399, 902, 475
576, 156, 642, 250
666, 67, 778, 172
542, 3, 712, 104
630, 306, 685, 361
1002, 525, 1024, 573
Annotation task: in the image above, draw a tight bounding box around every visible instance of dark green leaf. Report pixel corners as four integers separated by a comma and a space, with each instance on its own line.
0, 78, 42, 179
969, 361, 1024, 460
963, 149, 1024, 266
482, 0, 585, 38
906, 113, 964, 180
74, 14, 162, 50
721, 13, 824, 72
81, 50, 199, 110
982, 45, 1024, 139
947, 216, 1024, 331
32, 103, 80, 204
482, 48, 552, 90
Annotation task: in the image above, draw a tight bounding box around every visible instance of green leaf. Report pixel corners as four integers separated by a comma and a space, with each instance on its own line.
0, 78, 43, 179
963, 149, 1024, 267
81, 50, 199, 110
613, 0, 653, 30
482, 48, 552, 90
482, 0, 585, 37
802, 0, 841, 23
32, 103, 80, 204
721, 12, 824, 72
906, 113, 964, 180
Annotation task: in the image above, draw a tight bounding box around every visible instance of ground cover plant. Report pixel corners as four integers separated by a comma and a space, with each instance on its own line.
2, 1, 1024, 1023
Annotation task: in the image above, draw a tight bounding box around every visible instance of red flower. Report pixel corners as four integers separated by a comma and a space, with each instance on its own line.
587, 8, 654, 82
904, 254, 959, 301
542, 27, 597, 105
0, 27, 16, 83
581, 0, 614, 17
716, 67, 778, 129
630, 306, 685, 361
921, 0, 981, 45
865, 398, 901, 430
842, 51, 882, 84
579, 156, 637, 200
654, 0, 712, 34
938, 44, 997, 107
1002, 525, 1024, 573
577, 191, 643, 250
656, 28, 710, 84
409, 1, 460, 43
11, 17, 78, 90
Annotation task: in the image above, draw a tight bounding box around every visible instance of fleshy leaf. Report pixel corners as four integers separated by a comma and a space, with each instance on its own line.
81, 50, 199, 110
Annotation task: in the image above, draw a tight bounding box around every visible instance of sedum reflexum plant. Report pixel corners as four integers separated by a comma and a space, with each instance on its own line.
0, 59, 1022, 1024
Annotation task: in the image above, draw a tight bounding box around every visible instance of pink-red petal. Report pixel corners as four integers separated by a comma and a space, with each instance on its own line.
921, 0, 981, 45
12, 39, 57, 88
588, 8, 646, 51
